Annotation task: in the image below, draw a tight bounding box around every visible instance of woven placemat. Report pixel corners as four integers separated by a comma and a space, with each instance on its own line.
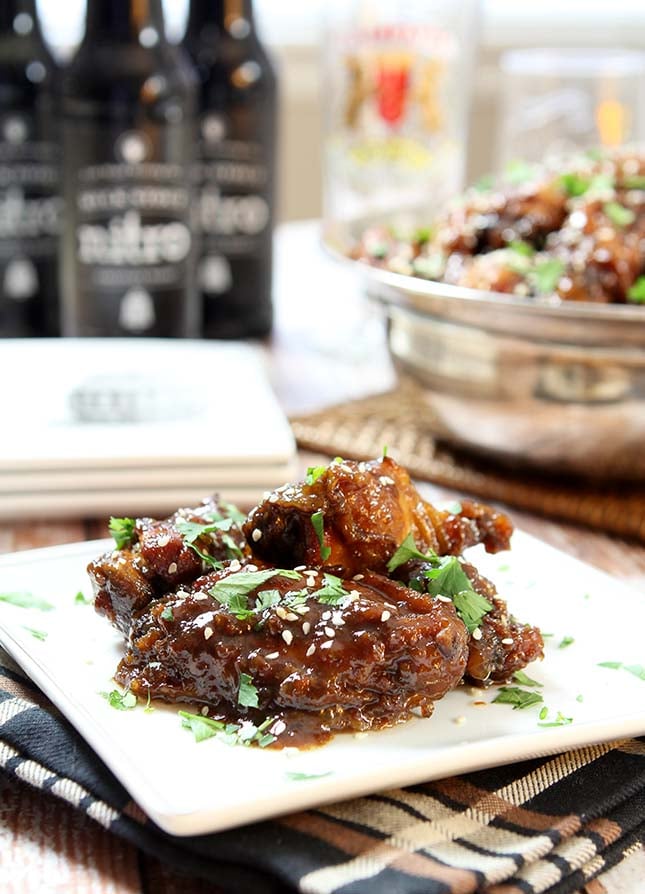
290, 386, 645, 544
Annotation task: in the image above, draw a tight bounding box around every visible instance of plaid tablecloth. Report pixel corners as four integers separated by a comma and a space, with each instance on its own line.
2, 646, 643, 894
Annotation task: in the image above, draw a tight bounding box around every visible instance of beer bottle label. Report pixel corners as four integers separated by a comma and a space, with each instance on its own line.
195, 112, 271, 300
0, 110, 61, 334
64, 121, 195, 337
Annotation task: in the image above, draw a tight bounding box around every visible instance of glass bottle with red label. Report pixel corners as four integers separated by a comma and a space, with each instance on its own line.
322, 0, 478, 250
0, 0, 61, 337
60, 0, 199, 338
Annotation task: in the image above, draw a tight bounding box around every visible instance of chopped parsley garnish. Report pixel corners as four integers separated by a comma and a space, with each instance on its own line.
22, 626, 47, 641
474, 173, 494, 192
559, 172, 591, 197
598, 660, 622, 669
509, 240, 535, 257
623, 174, 645, 190
209, 568, 301, 615
423, 556, 493, 633
286, 771, 333, 781
603, 201, 635, 228
538, 711, 573, 728
382, 445, 388, 458
576, 694, 584, 703
219, 501, 247, 525
414, 226, 432, 245
505, 159, 537, 185
627, 276, 645, 304
305, 465, 326, 485
625, 664, 645, 681
238, 672, 259, 708
386, 532, 434, 572
179, 711, 276, 747
101, 689, 137, 710
310, 510, 331, 562
316, 573, 348, 605
176, 516, 243, 566
109, 517, 136, 550
255, 589, 281, 612
512, 670, 543, 688
0, 591, 53, 611
492, 687, 544, 710
539, 706, 548, 720
558, 636, 575, 649
530, 258, 565, 294
160, 606, 174, 621
144, 691, 154, 713
74, 590, 91, 605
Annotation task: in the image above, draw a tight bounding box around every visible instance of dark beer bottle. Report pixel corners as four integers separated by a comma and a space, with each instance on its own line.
0, 1, 60, 337
60, 0, 199, 337
183, 0, 276, 338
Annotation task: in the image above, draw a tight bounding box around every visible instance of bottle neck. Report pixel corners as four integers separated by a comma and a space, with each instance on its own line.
187, 0, 255, 37
84, 0, 167, 44
0, 0, 41, 38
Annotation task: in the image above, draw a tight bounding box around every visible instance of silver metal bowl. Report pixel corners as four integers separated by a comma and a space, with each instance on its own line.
359, 264, 645, 481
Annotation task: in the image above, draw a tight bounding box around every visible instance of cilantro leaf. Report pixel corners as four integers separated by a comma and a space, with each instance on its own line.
539, 706, 548, 720
423, 556, 493, 633
238, 672, 259, 708
509, 240, 535, 257
512, 670, 543, 688
474, 173, 494, 192
101, 689, 137, 710
109, 517, 136, 550
603, 201, 635, 228
310, 510, 331, 562
255, 589, 281, 612
538, 711, 573, 727
598, 661, 622, 669
444, 501, 463, 515
627, 276, 645, 304
305, 465, 326, 485
559, 172, 590, 197
176, 517, 234, 543
505, 159, 538, 185
74, 590, 92, 605
22, 626, 47, 641
219, 502, 247, 525
530, 258, 565, 295
179, 710, 226, 742
623, 174, 645, 190
558, 636, 574, 649
160, 605, 174, 621
210, 569, 301, 612
316, 573, 347, 605
492, 687, 544, 710
0, 591, 54, 611
386, 532, 434, 572
625, 664, 645, 681
286, 771, 333, 781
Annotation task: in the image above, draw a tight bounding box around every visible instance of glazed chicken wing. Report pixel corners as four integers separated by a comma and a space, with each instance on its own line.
115, 563, 469, 746
244, 457, 513, 578
88, 497, 248, 634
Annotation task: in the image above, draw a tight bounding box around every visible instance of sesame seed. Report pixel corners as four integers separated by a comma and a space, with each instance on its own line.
453, 716, 467, 726
265, 651, 279, 659
302, 621, 311, 635
305, 577, 317, 588
380, 610, 391, 622
331, 611, 345, 626
276, 606, 289, 620
437, 595, 452, 603
320, 640, 333, 649
472, 628, 483, 641
353, 574, 364, 581
501, 637, 514, 645
307, 569, 319, 576
229, 559, 242, 572
269, 494, 278, 503
321, 610, 331, 621
294, 565, 307, 572
193, 592, 208, 600
204, 627, 213, 640
270, 720, 286, 736
472, 700, 487, 708
251, 528, 262, 542
295, 604, 310, 615
348, 590, 360, 601
285, 612, 298, 622
379, 476, 395, 485
305, 644, 316, 657
201, 706, 209, 716
157, 534, 170, 547
167, 562, 178, 574
246, 564, 258, 572
324, 626, 335, 638
282, 630, 293, 645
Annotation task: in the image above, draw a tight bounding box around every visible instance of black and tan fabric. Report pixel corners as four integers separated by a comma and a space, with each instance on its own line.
290, 386, 645, 544
1, 647, 643, 894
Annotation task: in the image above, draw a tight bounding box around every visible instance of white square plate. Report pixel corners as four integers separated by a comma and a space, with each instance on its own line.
0, 532, 644, 837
